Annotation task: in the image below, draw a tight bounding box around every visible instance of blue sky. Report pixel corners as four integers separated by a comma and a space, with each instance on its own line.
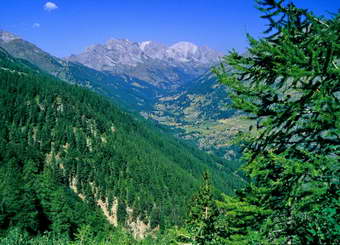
1, 0, 338, 57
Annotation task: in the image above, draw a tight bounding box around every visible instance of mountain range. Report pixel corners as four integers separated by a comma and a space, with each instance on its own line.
67, 38, 222, 90
0, 29, 245, 161
0, 45, 244, 239
0, 30, 162, 111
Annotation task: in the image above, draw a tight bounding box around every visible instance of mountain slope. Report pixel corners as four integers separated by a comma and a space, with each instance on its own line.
0, 30, 162, 112
148, 72, 252, 161
0, 30, 247, 161
152, 72, 235, 122
0, 49, 243, 239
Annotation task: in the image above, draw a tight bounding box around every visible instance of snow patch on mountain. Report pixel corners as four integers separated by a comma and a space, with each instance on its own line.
139, 41, 152, 51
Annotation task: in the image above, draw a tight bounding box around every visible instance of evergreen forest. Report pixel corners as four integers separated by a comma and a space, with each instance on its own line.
0, 0, 339, 244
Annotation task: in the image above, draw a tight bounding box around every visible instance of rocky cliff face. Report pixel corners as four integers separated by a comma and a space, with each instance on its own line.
67, 38, 223, 90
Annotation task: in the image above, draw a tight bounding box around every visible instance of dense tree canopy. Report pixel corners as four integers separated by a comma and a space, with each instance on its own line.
180, 172, 220, 245
212, 0, 339, 244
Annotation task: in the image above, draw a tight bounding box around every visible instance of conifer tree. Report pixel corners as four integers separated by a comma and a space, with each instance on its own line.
182, 172, 220, 244
213, 0, 339, 244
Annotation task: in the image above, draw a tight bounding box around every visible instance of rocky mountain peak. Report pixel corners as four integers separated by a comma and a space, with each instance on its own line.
139, 41, 152, 51
169, 41, 198, 54
138, 41, 167, 60
106, 38, 133, 47
69, 38, 222, 66
0, 30, 20, 43
66, 37, 224, 89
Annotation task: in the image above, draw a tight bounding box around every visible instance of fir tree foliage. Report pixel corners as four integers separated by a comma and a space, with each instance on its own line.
177, 172, 221, 245
213, 0, 339, 244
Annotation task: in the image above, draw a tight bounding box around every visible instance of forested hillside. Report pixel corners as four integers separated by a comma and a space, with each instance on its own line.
0, 48, 243, 241
0, 30, 247, 164
0, 31, 163, 112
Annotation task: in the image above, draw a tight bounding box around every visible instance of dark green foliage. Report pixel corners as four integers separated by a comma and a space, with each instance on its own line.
0, 48, 241, 240
215, 193, 270, 244
213, 0, 339, 244
177, 172, 221, 245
